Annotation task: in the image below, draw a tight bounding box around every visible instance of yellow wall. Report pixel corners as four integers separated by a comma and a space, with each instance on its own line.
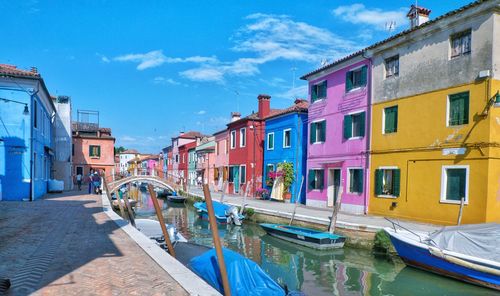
369, 80, 500, 224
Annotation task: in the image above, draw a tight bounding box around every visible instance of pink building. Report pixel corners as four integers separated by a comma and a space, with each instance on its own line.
213, 128, 230, 192
195, 137, 215, 187
301, 54, 371, 214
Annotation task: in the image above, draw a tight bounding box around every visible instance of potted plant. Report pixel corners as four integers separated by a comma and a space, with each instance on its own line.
278, 162, 294, 200
256, 188, 270, 200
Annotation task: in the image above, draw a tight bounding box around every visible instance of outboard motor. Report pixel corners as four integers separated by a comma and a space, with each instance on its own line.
226, 206, 242, 226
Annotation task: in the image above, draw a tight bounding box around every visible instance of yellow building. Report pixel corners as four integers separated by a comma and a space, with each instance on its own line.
367, 1, 500, 224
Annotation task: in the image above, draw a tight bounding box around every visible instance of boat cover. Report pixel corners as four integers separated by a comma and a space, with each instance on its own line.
194, 201, 230, 218
189, 248, 285, 296
427, 223, 500, 262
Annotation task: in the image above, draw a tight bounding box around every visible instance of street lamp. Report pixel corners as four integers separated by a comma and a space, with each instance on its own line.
1, 97, 29, 115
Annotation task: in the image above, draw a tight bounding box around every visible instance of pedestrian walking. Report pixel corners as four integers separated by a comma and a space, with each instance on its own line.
76, 173, 82, 190
88, 171, 94, 194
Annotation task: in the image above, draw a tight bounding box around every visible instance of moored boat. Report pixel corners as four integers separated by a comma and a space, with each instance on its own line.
167, 192, 186, 203
135, 218, 187, 248
193, 200, 245, 225
385, 223, 500, 291
111, 199, 137, 210
260, 223, 346, 250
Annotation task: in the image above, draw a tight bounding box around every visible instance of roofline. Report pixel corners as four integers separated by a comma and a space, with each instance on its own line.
300, 0, 493, 80
0, 72, 57, 111
264, 109, 308, 121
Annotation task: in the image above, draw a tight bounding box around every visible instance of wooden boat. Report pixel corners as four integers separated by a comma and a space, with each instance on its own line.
260, 223, 346, 250
112, 199, 137, 210
193, 200, 245, 225
135, 219, 187, 248
167, 192, 186, 203
385, 222, 500, 291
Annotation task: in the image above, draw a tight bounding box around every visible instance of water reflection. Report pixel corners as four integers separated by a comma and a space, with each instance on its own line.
131, 190, 493, 296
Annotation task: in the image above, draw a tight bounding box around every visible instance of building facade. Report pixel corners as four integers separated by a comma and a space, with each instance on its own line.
195, 137, 215, 187
171, 131, 203, 182
263, 99, 308, 204
0, 64, 56, 201
188, 146, 197, 186
367, 1, 500, 224
52, 95, 73, 190
72, 122, 115, 178
302, 56, 371, 214
118, 149, 139, 175
213, 129, 229, 192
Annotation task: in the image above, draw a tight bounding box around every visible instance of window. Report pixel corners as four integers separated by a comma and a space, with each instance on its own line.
267, 132, 274, 150
225, 139, 228, 154
450, 31, 471, 58
228, 166, 234, 182
240, 165, 246, 184
216, 142, 219, 155
266, 164, 275, 179
385, 56, 399, 78
89, 145, 101, 157
311, 81, 327, 103
230, 130, 236, 149
283, 129, 291, 148
441, 166, 469, 203
308, 169, 324, 190
76, 166, 83, 175
383, 106, 398, 134
344, 112, 365, 139
375, 168, 401, 197
348, 168, 363, 194
310, 120, 326, 144
346, 66, 367, 92
240, 128, 246, 147
448, 92, 469, 126
72, 144, 74, 156
33, 100, 38, 128
175, 155, 179, 163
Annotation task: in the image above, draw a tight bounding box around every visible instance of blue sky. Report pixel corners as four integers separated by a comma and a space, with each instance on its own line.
1, 0, 470, 153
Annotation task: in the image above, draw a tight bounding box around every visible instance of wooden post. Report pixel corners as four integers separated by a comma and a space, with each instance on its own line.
102, 177, 114, 204
148, 184, 176, 258
104, 178, 126, 218
457, 197, 465, 225
122, 189, 136, 228
203, 184, 231, 296
289, 176, 304, 226
328, 186, 343, 234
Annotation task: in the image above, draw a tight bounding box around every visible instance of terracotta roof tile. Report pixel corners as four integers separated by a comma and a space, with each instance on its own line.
0, 64, 40, 78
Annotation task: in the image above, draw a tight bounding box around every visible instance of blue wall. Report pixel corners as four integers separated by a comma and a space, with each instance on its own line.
263, 112, 308, 204
0, 87, 53, 201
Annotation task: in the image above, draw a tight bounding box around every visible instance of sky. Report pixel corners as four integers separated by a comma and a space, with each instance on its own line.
1, 0, 471, 153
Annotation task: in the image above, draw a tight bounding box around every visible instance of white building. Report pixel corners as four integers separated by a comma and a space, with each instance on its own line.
118, 149, 139, 174
52, 95, 73, 190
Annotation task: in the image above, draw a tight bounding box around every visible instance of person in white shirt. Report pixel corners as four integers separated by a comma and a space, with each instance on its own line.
76, 173, 82, 190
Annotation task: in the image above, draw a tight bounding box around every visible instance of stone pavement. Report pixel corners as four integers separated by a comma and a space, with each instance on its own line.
187, 187, 440, 233
0, 191, 188, 296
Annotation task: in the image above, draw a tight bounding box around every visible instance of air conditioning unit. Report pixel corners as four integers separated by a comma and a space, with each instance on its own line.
478, 70, 491, 79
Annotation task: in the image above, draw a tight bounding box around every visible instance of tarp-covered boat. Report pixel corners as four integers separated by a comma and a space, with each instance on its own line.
189, 247, 301, 296
135, 219, 187, 247
385, 223, 500, 291
260, 224, 346, 250
193, 200, 245, 225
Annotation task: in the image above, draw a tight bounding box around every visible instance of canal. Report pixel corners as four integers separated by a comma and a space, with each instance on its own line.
131, 190, 491, 296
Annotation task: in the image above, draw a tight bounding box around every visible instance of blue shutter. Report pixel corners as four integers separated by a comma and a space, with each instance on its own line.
310, 123, 316, 144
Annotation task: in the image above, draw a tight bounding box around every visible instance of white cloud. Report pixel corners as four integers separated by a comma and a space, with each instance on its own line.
196, 110, 207, 115
276, 85, 308, 100
180, 67, 225, 83
121, 136, 137, 142
153, 76, 182, 86
332, 4, 407, 30
113, 50, 218, 70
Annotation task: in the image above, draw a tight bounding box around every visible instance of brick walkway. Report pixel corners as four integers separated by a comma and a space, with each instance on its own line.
0, 191, 188, 296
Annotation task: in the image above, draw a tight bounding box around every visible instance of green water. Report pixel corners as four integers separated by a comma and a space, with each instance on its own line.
132, 191, 493, 296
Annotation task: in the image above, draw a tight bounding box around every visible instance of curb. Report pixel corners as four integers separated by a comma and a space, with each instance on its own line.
101, 194, 221, 296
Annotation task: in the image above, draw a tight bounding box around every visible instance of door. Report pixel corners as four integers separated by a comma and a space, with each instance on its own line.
233, 166, 240, 193
327, 169, 341, 207
76, 166, 83, 175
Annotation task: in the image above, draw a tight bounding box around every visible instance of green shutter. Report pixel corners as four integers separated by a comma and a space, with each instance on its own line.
311, 85, 317, 102
97, 146, 101, 157
446, 169, 466, 201
360, 65, 368, 86
357, 169, 363, 193
393, 107, 398, 132
359, 112, 366, 137
308, 170, 316, 190
310, 123, 316, 144
385, 107, 398, 133
346, 71, 352, 92
318, 170, 324, 190
344, 115, 352, 139
320, 121, 326, 142
449, 92, 469, 126
393, 169, 401, 197
462, 93, 469, 125
321, 81, 327, 98
375, 169, 383, 195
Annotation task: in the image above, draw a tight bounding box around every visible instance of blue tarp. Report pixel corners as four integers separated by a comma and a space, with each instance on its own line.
193, 201, 230, 218
189, 248, 285, 296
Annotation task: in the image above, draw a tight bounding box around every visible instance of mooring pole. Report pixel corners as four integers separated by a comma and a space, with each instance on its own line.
203, 184, 231, 296
457, 197, 465, 225
122, 190, 136, 228
289, 176, 304, 226
102, 177, 114, 205
328, 186, 343, 234
104, 177, 126, 218
148, 184, 176, 258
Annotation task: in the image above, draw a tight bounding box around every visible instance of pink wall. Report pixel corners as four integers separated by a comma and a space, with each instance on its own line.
306, 59, 371, 214
72, 137, 115, 176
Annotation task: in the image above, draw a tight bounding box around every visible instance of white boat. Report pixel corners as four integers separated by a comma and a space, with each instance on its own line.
135, 219, 187, 248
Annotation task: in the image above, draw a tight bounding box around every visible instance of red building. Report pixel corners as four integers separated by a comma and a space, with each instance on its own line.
178, 141, 196, 185
227, 94, 280, 196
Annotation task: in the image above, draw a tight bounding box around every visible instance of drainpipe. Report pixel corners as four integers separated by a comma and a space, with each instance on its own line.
30, 94, 34, 201
362, 52, 373, 215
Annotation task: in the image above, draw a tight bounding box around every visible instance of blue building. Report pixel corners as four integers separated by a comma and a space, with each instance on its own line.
0, 64, 56, 201
263, 99, 308, 204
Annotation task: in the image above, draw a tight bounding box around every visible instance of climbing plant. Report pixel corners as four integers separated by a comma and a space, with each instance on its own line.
277, 162, 294, 193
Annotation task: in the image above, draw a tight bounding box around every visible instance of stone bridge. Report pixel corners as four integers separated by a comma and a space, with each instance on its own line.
107, 175, 177, 193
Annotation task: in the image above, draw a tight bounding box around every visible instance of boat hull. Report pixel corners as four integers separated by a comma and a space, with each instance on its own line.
167, 195, 186, 203
260, 224, 345, 250
388, 232, 500, 291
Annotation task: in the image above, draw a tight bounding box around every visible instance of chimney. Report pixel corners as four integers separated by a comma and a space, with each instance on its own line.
258, 94, 271, 119
407, 5, 431, 29
30, 67, 38, 74
294, 98, 306, 105
230, 112, 241, 122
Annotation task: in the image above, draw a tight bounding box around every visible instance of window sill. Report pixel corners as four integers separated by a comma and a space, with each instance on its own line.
382, 131, 397, 135
347, 136, 363, 141
447, 123, 469, 128
312, 141, 324, 145
345, 86, 366, 95
377, 194, 397, 199
90, 156, 100, 159
348, 191, 363, 195
384, 75, 399, 79
312, 98, 326, 104
283, 146, 291, 149
439, 199, 469, 205
267, 148, 274, 151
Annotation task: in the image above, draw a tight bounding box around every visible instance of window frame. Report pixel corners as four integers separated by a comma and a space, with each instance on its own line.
308, 168, 324, 191
345, 111, 365, 140
450, 30, 471, 59
345, 65, 367, 93
230, 130, 236, 149
267, 132, 275, 150
440, 165, 469, 204
89, 145, 101, 158
384, 55, 400, 78
311, 80, 327, 103
382, 106, 398, 134
310, 119, 326, 144
376, 166, 400, 198
239, 128, 246, 148
446, 91, 469, 127
347, 167, 363, 194
239, 165, 246, 184
283, 128, 291, 148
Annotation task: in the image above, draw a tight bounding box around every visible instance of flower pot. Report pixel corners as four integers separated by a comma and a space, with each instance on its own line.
283, 192, 291, 200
